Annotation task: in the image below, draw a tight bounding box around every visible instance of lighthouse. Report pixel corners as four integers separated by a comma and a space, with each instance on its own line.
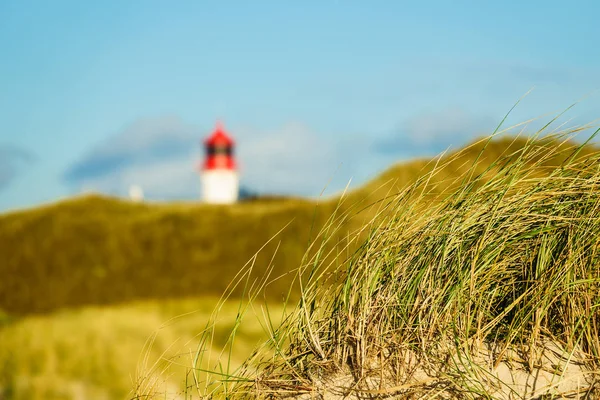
200, 122, 239, 204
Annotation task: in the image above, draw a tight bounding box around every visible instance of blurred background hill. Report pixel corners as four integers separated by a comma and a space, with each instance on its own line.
2, 134, 597, 316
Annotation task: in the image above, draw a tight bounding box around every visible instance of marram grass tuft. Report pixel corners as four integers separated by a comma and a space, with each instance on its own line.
136, 118, 600, 399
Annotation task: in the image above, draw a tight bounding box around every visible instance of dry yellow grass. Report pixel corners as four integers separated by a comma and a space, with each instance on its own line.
0, 296, 285, 400
143, 124, 600, 399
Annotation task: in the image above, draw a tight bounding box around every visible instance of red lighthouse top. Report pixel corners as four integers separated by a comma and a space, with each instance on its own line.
202, 121, 237, 171
204, 121, 235, 147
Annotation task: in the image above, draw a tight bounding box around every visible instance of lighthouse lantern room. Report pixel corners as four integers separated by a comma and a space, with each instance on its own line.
200, 122, 239, 204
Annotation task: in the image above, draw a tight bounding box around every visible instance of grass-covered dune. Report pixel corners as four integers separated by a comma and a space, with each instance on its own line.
1, 133, 597, 316
1, 122, 599, 400
149, 127, 600, 399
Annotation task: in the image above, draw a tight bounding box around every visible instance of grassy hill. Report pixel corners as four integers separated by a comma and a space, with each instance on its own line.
141, 129, 600, 399
1, 134, 597, 316
1, 127, 600, 400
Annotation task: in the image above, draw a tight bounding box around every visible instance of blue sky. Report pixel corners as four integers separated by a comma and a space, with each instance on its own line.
1, 0, 599, 212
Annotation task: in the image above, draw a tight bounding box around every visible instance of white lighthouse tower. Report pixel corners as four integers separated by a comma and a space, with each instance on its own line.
200, 121, 239, 204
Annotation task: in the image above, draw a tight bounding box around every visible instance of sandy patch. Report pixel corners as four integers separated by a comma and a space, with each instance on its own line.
286, 338, 598, 399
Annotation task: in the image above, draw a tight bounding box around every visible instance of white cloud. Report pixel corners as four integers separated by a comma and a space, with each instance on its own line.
77, 156, 200, 200
236, 122, 346, 196
0, 145, 35, 192
65, 110, 500, 201
374, 108, 496, 156
63, 115, 202, 199
407, 108, 494, 144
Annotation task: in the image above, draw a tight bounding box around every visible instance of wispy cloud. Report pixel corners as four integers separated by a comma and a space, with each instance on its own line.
237, 122, 363, 196
61, 110, 507, 201
373, 108, 496, 157
64, 116, 200, 183
0, 145, 35, 192
63, 115, 202, 198
62, 117, 360, 199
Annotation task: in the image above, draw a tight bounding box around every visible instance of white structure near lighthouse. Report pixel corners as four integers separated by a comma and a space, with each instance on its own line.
200, 122, 239, 204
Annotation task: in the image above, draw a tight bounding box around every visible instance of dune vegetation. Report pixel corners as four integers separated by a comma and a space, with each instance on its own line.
2, 114, 600, 400
134, 121, 600, 399
1, 128, 597, 317
0, 296, 286, 400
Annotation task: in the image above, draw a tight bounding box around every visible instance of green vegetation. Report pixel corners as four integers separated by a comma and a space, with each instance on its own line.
2, 115, 600, 400
1, 133, 596, 316
0, 195, 327, 315
140, 123, 600, 399
0, 296, 284, 400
